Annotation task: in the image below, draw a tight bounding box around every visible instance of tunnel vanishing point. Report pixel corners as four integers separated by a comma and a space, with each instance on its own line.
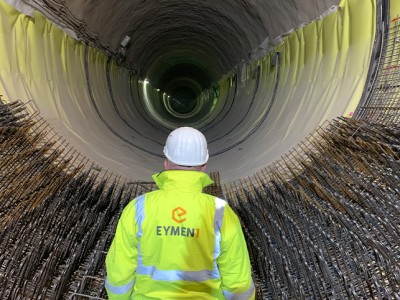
1, 0, 400, 298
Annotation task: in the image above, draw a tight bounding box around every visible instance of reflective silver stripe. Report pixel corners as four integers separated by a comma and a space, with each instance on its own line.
214, 197, 226, 259
135, 194, 145, 237
223, 281, 255, 300
137, 262, 221, 281
135, 196, 226, 282
105, 277, 135, 294
136, 237, 221, 281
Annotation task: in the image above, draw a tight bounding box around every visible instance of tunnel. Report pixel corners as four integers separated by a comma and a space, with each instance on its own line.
0, 0, 400, 298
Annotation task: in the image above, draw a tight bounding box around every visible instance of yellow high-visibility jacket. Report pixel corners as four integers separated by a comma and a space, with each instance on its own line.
105, 170, 255, 299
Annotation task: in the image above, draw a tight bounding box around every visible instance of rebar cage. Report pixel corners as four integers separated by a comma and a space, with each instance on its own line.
355, 15, 400, 124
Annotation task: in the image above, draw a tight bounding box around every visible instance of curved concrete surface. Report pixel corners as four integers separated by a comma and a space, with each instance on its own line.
0, 0, 376, 182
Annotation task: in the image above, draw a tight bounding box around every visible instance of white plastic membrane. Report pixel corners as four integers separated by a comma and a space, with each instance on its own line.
0, 0, 377, 182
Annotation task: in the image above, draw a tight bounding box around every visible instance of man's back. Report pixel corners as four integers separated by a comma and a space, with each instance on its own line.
105, 170, 255, 299
134, 171, 225, 299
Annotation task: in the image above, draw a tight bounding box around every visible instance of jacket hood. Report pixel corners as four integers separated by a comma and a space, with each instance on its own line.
152, 170, 214, 191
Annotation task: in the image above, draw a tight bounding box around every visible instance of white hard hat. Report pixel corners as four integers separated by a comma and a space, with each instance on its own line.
163, 127, 209, 166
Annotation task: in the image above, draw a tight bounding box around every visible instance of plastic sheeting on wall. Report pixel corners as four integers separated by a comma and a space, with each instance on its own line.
392, 0, 400, 19
206, 0, 377, 180
0, 0, 376, 182
0, 0, 164, 179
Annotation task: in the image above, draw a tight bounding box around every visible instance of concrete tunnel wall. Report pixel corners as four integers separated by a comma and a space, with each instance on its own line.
0, 0, 376, 183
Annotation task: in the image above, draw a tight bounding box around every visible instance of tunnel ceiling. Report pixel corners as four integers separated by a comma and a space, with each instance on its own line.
34, 0, 340, 82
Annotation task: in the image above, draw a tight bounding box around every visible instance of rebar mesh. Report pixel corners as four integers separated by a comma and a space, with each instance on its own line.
2, 98, 400, 299
225, 117, 400, 298
355, 16, 400, 123
0, 100, 155, 299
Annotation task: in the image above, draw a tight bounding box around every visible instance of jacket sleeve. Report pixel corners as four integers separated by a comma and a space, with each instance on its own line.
105, 200, 138, 299
217, 204, 255, 300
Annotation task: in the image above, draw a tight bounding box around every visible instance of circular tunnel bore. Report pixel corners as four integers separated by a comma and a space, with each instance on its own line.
154, 62, 212, 120
110, 0, 278, 143
0, 0, 370, 183
166, 87, 197, 114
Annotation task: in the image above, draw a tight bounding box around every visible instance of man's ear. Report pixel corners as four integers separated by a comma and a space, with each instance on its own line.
200, 164, 206, 172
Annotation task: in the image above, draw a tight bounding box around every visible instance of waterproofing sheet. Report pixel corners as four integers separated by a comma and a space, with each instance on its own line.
0, 0, 376, 182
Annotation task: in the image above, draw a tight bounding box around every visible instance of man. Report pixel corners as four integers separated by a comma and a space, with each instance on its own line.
105, 127, 255, 299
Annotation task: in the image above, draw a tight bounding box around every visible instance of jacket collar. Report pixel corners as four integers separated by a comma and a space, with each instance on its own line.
152, 170, 214, 192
